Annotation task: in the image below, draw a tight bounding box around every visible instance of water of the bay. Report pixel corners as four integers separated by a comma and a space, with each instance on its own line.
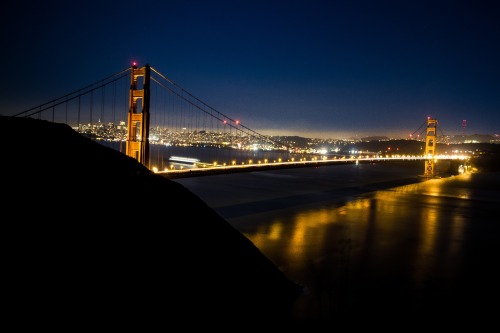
172, 162, 500, 326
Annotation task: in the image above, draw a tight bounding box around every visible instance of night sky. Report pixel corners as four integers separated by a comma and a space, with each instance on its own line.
2, 0, 499, 139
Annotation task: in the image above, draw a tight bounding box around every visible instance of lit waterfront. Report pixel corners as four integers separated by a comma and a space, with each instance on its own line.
174, 164, 500, 324
99, 140, 471, 175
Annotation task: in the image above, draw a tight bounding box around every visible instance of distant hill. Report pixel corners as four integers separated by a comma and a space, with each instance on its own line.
271, 135, 312, 148
359, 135, 390, 141
449, 133, 498, 143
1, 116, 303, 328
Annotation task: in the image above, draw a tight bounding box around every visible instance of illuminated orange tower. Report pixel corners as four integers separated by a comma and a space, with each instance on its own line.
126, 63, 151, 169
423, 117, 438, 177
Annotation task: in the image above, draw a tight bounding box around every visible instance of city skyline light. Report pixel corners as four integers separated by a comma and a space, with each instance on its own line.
1, 0, 499, 139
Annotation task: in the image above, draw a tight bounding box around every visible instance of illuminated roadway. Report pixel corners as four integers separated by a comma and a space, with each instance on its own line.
155, 154, 471, 178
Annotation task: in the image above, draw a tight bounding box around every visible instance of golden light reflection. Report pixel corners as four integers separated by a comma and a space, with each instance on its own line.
247, 231, 266, 247
289, 217, 307, 255
243, 173, 474, 300
422, 179, 443, 197
268, 222, 283, 240
338, 207, 348, 215
416, 203, 439, 285
374, 176, 471, 287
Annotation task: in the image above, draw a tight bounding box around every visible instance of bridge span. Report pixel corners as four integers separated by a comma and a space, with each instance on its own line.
12, 63, 470, 179
159, 155, 471, 179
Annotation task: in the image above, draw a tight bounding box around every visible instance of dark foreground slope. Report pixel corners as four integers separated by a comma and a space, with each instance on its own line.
1, 116, 303, 329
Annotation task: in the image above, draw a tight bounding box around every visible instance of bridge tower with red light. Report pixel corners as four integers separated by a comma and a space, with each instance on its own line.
423, 117, 438, 177
126, 63, 151, 169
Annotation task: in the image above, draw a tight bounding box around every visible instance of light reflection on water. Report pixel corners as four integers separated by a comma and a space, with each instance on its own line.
232, 172, 499, 321
174, 165, 500, 322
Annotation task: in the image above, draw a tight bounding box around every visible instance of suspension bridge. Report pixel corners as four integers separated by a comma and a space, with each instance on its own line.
12, 63, 469, 178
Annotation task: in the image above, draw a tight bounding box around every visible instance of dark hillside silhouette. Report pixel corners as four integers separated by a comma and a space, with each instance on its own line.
1, 116, 303, 329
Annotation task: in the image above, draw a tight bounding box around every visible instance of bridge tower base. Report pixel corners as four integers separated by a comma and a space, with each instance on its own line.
126, 64, 151, 169
423, 117, 438, 178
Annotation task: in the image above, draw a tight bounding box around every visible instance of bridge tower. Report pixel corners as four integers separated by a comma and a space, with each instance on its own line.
423, 117, 438, 177
126, 64, 151, 169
